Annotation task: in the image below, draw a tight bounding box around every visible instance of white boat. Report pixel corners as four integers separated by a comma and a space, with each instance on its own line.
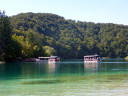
36, 57, 49, 62
35, 56, 60, 63
48, 56, 60, 63
84, 55, 101, 63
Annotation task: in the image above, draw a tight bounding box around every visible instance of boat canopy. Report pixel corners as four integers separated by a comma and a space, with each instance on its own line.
38, 57, 49, 59
49, 56, 59, 59
84, 55, 100, 58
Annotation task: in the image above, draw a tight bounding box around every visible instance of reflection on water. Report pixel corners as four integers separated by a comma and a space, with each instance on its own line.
84, 62, 98, 72
0, 59, 128, 96
48, 62, 60, 73
22, 79, 62, 85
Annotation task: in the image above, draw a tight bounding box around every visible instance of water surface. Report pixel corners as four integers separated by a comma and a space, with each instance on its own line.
0, 59, 128, 96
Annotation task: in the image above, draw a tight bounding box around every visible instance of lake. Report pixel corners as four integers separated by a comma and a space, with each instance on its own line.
0, 59, 128, 96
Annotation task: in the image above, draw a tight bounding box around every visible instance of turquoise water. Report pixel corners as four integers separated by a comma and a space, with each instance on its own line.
0, 59, 128, 96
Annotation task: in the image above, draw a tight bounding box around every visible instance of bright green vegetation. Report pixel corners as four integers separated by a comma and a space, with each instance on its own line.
1, 11, 128, 61
125, 56, 128, 60
0, 11, 21, 62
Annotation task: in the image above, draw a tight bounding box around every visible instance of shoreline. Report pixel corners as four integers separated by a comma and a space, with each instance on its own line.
0, 61, 5, 64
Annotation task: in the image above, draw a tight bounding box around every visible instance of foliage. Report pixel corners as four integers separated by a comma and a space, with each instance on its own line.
43, 46, 56, 56
0, 11, 21, 61
9, 12, 128, 59
125, 56, 128, 60
1, 12, 128, 61
12, 29, 45, 58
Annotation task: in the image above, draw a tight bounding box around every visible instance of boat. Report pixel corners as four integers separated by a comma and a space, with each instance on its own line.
36, 57, 49, 62
84, 55, 101, 63
35, 56, 60, 63
48, 56, 60, 63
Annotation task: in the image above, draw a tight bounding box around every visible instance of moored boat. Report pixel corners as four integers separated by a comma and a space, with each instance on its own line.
84, 55, 101, 63
48, 56, 60, 63
35, 56, 60, 63
36, 57, 49, 62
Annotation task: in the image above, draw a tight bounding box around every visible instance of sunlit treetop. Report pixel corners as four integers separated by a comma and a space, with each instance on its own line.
0, 10, 6, 18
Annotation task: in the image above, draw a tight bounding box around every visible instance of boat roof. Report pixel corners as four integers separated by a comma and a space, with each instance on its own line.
38, 57, 49, 59
38, 56, 60, 59
49, 56, 59, 59
84, 55, 100, 57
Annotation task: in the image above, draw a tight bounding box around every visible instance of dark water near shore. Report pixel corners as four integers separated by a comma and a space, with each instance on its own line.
0, 59, 128, 96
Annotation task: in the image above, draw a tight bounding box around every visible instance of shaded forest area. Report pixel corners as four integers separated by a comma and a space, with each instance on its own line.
1, 12, 128, 61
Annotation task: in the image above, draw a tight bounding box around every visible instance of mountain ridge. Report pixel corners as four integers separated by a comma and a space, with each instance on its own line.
9, 12, 128, 59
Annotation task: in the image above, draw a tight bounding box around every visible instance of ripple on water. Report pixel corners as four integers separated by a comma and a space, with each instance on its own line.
22, 80, 62, 85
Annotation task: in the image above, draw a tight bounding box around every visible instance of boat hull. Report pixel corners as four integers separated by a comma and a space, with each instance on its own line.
84, 61, 100, 63
36, 59, 48, 62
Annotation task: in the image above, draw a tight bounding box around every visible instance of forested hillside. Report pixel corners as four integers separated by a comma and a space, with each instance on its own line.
1, 12, 128, 61
0, 11, 21, 61
10, 13, 128, 59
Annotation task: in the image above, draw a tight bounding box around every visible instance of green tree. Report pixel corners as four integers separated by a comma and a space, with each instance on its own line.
43, 46, 56, 56
0, 11, 21, 61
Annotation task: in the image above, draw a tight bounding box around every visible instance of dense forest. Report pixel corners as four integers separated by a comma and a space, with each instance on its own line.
1, 11, 128, 61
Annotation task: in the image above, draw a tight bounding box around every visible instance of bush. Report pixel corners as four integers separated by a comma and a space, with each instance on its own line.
125, 56, 128, 60
0, 56, 4, 61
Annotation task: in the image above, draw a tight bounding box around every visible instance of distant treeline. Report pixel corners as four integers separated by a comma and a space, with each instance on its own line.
0, 12, 128, 61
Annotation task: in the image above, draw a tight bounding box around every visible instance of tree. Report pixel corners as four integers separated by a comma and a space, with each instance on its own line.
43, 46, 56, 56
9, 12, 128, 59
0, 11, 21, 61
